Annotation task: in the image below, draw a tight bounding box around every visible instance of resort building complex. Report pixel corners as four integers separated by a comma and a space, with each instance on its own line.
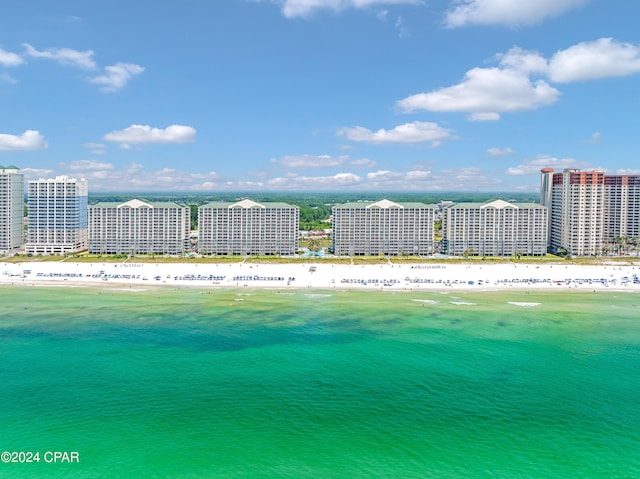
332, 199, 435, 256
198, 199, 299, 255
441, 200, 548, 257
88, 199, 190, 255
26, 176, 88, 255
541, 169, 640, 255
0, 166, 24, 253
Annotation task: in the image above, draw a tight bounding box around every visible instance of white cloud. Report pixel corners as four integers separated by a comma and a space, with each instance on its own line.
468, 112, 500, 122
487, 147, 514, 157
271, 154, 349, 168
548, 38, 640, 83
103, 124, 196, 146
338, 121, 454, 146
444, 0, 586, 27
0, 47, 24, 67
351, 158, 378, 168
90, 63, 144, 92
84, 142, 107, 154
267, 172, 363, 189
20, 167, 54, 180
611, 168, 640, 175
60, 160, 115, 171
397, 66, 559, 117
0, 130, 48, 151
506, 155, 592, 175
22, 43, 96, 69
274, 0, 423, 18
0, 73, 18, 84
586, 132, 601, 144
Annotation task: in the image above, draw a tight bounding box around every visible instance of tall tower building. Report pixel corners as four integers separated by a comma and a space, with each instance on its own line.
540, 168, 554, 247
549, 169, 605, 256
0, 166, 24, 253
26, 176, 88, 255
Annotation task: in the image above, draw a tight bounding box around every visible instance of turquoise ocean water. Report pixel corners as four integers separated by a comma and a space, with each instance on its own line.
0, 286, 639, 478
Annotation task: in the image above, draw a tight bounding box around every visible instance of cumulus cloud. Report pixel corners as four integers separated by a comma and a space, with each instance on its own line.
0, 47, 24, 67
338, 121, 454, 146
267, 172, 363, 189
487, 147, 514, 157
272, 0, 423, 18
444, 0, 587, 27
60, 159, 115, 171
271, 154, 349, 168
90, 63, 144, 92
22, 43, 96, 69
399, 38, 640, 120
397, 62, 559, 119
103, 124, 196, 146
0, 130, 48, 151
548, 38, 640, 82
506, 155, 592, 175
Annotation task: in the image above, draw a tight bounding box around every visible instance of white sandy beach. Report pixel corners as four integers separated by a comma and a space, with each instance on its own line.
2, 260, 640, 292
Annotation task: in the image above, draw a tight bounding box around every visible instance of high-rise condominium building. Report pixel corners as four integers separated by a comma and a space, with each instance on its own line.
604, 174, 640, 242
26, 176, 88, 255
441, 200, 548, 257
332, 199, 434, 256
88, 199, 190, 255
198, 199, 299, 255
0, 166, 24, 253
541, 168, 640, 256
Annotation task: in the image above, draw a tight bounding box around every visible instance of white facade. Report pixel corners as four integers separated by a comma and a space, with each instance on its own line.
604, 175, 640, 242
0, 166, 24, 253
88, 199, 190, 254
442, 200, 548, 257
26, 176, 88, 255
198, 199, 298, 255
332, 199, 434, 256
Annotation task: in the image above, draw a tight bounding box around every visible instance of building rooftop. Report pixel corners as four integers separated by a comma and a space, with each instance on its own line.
445, 200, 545, 209
91, 199, 186, 208
200, 199, 297, 209
335, 199, 432, 209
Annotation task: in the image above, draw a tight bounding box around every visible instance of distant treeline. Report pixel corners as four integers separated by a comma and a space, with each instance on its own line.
88, 192, 540, 231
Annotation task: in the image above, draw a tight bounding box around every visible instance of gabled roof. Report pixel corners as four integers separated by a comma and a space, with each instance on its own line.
366, 199, 403, 209
230, 199, 265, 209
480, 199, 517, 209
119, 199, 153, 209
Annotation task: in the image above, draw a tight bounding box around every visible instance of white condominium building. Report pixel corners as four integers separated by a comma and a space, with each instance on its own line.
442, 200, 548, 257
0, 166, 24, 253
26, 176, 88, 255
332, 199, 434, 256
198, 199, 298, 255
88, 199, 190, 255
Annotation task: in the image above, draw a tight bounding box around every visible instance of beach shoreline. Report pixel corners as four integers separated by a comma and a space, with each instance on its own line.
2, 260, 640, 292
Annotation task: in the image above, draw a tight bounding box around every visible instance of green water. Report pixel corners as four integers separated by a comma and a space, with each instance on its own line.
0, 286, 639, 478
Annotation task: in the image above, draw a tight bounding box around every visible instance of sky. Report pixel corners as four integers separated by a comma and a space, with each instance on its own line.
1, 0, 639, 193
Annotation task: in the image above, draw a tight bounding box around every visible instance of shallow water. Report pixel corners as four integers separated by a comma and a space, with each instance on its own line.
1, 286, 639, 478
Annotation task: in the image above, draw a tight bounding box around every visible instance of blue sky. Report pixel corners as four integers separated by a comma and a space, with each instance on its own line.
1, 0, 639, 192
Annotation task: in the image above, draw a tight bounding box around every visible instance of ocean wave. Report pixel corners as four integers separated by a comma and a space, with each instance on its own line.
412, 299, 440, 305
450, 301, 476, 306
507, 302, 541, 307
